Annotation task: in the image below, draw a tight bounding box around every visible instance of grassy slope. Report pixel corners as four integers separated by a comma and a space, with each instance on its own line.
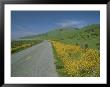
22, 24, 100, 50
21, 24, 100, 57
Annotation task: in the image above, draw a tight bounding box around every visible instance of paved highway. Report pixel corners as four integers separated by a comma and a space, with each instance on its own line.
11, 40, 58, 77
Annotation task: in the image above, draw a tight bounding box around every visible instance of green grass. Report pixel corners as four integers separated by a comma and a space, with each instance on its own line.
51, 43, 69, 76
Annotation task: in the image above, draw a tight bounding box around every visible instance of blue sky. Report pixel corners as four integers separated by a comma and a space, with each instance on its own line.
11, 11, 100, 39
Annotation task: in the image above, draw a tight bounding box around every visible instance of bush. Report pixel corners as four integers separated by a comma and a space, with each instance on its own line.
84, 43, 88, 49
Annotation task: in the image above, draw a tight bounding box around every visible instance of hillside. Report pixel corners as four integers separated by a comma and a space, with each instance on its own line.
21, 24, 100, 50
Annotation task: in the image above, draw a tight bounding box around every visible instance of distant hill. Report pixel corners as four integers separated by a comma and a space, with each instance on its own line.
21, 24, 100, 49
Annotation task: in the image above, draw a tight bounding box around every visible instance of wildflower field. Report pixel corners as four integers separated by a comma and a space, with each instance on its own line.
51, 41, 100, 77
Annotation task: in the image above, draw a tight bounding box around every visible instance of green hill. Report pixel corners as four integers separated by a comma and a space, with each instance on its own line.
21, 24, 100, 50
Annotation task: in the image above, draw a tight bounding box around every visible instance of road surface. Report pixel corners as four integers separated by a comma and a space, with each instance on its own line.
11, 40, 58, 77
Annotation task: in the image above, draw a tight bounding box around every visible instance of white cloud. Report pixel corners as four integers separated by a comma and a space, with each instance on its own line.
56, 20, 86, 28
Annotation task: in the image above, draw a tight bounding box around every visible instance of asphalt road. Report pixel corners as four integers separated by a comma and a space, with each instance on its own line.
11, 40, 58, 77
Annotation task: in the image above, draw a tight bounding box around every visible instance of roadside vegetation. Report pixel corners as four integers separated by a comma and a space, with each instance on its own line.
51, 41, 100, 77
11, 40, 42, 53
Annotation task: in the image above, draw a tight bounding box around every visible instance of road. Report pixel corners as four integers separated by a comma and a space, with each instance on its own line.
11, 40, 58, 77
